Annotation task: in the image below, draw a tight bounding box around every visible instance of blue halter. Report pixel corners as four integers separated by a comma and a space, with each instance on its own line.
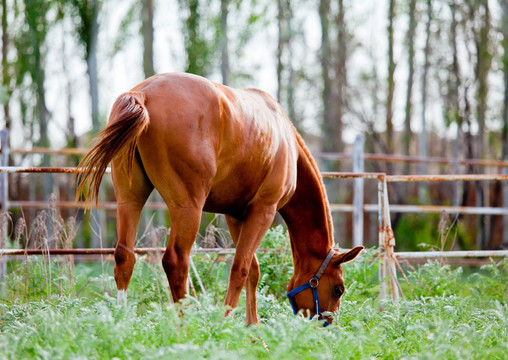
286, 248, 335, 327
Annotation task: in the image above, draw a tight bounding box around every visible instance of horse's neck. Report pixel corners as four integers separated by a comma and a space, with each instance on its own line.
279, 142, 334, 271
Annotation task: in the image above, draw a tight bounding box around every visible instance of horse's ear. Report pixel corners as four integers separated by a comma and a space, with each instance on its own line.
335, 246, 364, 265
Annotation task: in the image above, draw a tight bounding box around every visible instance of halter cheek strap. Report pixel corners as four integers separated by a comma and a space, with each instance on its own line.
286, 248, 335, 327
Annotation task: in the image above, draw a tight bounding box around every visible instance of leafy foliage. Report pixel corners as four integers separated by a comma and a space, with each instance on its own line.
257, 225, 292, 297
1, 228, 507, 359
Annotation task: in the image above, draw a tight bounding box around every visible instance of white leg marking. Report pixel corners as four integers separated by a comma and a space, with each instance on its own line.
117, 289, 127, 306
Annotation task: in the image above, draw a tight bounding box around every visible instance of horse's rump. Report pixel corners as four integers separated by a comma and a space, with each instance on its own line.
75, 91, 149, 206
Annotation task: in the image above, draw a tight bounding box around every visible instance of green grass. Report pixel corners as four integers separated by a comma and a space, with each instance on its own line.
0, 227, 507, 359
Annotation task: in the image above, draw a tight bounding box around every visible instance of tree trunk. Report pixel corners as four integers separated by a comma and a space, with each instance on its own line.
501, 1, 508, 249
319, 0, 336, 153
220, 0, 229, 85
474, 0, 491, 160
26, 4, 52, 202
336, 0, 346, 150
1, 0, 10, 130
474, 0, 491, 248
403, 0, 416, 174
277, 0, 284, 102
419, 0, 432, 202
276, 0, 298, 130
461, 83, 476, 249
448, 1, 463, 208
181, 0, 209, 77
287, 50, 296, 128
88, 0, 100, 133
319, 0, 342, 154
385, 0, 396, 156
142, 0, 155, 78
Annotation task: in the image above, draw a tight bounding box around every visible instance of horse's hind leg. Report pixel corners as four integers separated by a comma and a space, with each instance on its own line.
111, 155, 154, 305
161, 204, 203, 302
225, 215, 261, 325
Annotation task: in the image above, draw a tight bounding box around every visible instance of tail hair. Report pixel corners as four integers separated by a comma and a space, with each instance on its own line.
75, 91, 149, 207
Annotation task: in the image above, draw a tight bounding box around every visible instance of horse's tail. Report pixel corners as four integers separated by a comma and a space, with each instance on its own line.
75, 91, 150, 207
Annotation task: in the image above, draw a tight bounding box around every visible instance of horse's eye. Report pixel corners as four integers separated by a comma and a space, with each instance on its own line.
333, 284, 345, 298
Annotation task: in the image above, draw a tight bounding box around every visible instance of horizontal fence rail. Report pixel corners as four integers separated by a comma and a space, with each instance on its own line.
315, 152, 508, 168
1, 247, 507, 260
0, 166, 111, 174
394, 250, 508, 259
14, 147, 508, 167
6, 170, 508, 216
11, 147, 89, 156
12, 147, 508, 168
330, 204, 508, 216
0, 247, 285, 256
14, 201, 508, 216
3, 168, 508, 236
2, 141, 508, 306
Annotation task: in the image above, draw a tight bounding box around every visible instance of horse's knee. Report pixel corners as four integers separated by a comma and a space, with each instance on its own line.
114, 245, 136, 289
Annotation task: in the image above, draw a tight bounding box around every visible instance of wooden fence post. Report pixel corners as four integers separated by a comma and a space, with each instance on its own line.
377, 177, 387, 308
378, 175, 402, 308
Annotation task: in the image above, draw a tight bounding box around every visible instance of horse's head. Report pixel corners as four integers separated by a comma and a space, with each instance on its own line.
286, 246, 364, 324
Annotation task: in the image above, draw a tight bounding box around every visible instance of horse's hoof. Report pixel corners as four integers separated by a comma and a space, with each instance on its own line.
117, 289, 127, 306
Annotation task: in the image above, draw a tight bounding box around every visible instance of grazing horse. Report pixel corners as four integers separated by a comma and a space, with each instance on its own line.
76, 72, 363, 325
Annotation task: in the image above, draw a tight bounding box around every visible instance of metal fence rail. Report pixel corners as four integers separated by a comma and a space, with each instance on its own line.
2, 136, 508, 306
13, 147, 508, 167
314, 152, 508, 167
0, 247, 285, 256
2, 247, 506, 259
395, 250, 508, 259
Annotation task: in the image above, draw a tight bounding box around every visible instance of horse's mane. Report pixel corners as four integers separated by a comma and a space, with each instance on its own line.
292, 128, 334, 248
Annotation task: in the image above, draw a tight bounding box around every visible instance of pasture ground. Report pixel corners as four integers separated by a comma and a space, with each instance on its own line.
0, 227, 507, 359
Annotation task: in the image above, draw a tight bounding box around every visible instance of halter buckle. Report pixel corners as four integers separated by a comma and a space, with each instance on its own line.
309, 277, 319, 288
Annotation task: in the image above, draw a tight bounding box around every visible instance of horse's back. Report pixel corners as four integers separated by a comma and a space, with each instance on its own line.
131, 73, 298, 215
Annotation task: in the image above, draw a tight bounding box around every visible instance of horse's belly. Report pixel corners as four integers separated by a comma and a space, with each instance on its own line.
202, 197, 244, 216
203, 156, 296, 217
203, 179, 260, 216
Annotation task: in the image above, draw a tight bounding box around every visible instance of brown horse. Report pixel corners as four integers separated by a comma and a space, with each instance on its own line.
76, 72, 363, 325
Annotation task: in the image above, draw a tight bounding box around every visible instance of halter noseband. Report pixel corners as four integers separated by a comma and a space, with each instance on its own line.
286, 248, 335, 327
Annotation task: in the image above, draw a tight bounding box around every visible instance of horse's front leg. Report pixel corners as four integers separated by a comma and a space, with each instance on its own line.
161, 206, 202, 302
224, 205, 276, 324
